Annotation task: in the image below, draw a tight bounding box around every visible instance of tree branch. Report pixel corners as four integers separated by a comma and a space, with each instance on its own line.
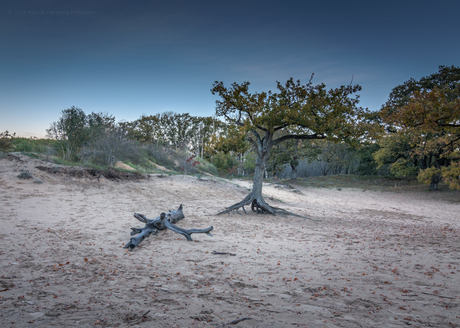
274, 123, 289, 132
246, 136, 258, 149
250, 129, 263, 147
255, 125, 268, 132
273, 133, 325, 146
437, 122, 460, 128
163, 216, 213, 241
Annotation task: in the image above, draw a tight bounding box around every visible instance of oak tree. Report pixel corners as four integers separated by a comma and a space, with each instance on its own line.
380, 66, 460, 190
211, 76, 371, 215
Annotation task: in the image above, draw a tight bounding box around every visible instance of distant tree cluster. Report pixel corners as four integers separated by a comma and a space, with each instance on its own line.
119, 112, 225, 157
376, 65, 460, 190
47, 106, 115, 161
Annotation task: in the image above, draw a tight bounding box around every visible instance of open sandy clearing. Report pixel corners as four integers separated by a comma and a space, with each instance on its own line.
1, 154, 460, 327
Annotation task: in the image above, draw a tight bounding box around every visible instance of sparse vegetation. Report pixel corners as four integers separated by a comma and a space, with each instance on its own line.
287, 174, 426, 192
17, 171, 33, 179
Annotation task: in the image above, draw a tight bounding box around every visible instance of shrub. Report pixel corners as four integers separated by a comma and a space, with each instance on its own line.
441, 162, 460, 190
196, 158, 219, 176
13, 139, 33, 152
79, 129, 144, 167
143, 144, 175, 168
0, 131, 15, 152
182, 155, 200, 175
212, 152, 238, 175
18, 171, 33, 179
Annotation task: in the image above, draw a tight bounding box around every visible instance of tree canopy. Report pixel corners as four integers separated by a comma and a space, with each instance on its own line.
384, 65, 460, 111
379, 66, 460, 190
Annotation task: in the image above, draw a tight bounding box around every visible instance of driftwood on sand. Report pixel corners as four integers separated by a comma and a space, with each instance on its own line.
124, 204, 213, 250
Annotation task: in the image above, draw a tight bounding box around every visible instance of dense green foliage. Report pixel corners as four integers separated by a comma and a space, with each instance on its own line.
377, 65, 460, 190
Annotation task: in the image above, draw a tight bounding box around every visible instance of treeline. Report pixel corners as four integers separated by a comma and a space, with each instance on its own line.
43, 107, 223, 174
0, 107, 377, 178
1, 65, 458, 190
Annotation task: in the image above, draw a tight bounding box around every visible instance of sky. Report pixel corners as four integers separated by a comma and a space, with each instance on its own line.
1, 0, 459, 138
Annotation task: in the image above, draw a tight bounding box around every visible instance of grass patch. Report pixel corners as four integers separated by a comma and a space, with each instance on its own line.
196, 158, 219, 176
285, 175, 427, 192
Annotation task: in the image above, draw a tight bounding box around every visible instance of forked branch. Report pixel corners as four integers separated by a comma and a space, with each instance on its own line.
124, 205, 213, 249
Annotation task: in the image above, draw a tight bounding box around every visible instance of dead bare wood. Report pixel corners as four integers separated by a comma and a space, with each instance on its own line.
421, 292, 455, 299
124, 204, 213, 249
211, 251, 236, 256
215, 317, 258, 327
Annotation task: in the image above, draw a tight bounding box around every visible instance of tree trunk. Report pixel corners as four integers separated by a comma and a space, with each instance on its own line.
290, 164, 298, 179
124, 205, 213, 249
201, 136, 204, 159
429, 160, 442, 191
217, 137, 273, 214
429, 174, 442, 191
217, 134, 303, 217
251, 156, 265, 200
216, 129, 311, 218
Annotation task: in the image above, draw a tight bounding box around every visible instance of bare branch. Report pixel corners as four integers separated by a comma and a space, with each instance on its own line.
246, 136, 258, 149
273, 133, 326, 146
273, 123, 289, 132
250, 129, 263, 146
125, 205, 213, 249
255, 125, 268, 132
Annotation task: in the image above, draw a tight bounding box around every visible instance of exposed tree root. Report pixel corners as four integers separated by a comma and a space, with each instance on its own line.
217, 192, 308, 218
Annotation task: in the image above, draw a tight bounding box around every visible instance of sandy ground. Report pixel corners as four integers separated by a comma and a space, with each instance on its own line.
1, 153, 460, 328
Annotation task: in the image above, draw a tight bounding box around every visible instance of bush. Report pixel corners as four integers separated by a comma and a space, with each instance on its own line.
390, 158, 419, 178
143, 144, 175, 168
42, 145, 58, 161
212, 152, 238, 176
13, 139, 33, 152
79, 129, 144, 167
241, 152, 256, 176
196, 158, 219, 176
0, 131, 15, 152
356, 143, 380, 176
170, 151, 199, 174
441, 162, 460, 190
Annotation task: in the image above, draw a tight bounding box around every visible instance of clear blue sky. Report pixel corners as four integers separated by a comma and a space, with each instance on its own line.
1, 0, 459, 138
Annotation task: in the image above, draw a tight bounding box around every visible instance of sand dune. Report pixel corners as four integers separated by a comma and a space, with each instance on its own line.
1, 153, 459, 327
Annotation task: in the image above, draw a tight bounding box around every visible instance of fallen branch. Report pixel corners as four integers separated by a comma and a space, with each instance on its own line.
124, 205, 213, 249
215, 317, 257, 327
421, 292, 455, 299
211, 251, 236, 256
